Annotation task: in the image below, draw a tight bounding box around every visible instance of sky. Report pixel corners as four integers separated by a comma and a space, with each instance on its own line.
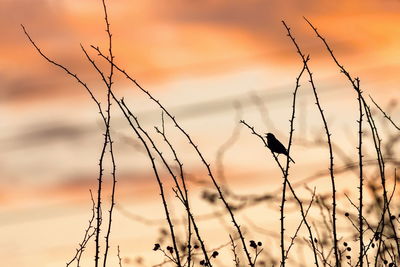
1, 0, 400, 266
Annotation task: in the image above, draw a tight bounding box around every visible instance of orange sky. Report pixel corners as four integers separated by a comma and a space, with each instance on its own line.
1, 0, 400, 266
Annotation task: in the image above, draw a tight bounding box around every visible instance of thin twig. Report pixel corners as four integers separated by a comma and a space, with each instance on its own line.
100, 1, 117, 266
229, 234, 240, 267
356, 78, 364, 266
92, 46, 254, 267
279, 57, 308, 267
120, 100, 210, 266
285, 188, 316, 259
282, 20, 339, 266
369, 96, 400, 131
240, 120, 319, 267
155, 123, 199, 266
66, 190, 97, 267
118, 101, 183, 265
303, 17, 400, 260
21, 24, 110, 266
117, 246, 123, 267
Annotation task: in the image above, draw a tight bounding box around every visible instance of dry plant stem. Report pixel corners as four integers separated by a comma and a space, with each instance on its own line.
285, 188, 316, 260
117, 246, 122, 267
153, 238, 239, 267
303, 17, 400, 258
370, 96, 400, 131
354, 177, 397, 266
252, 247, 264, 266
22, 24, 182, 266
229, 234, 240, 267
116, 101, 182, 266
79, 47, 117, 264
356, 80, 364, 266
20, 25, 107, 125
240, 120, 319, 267
366, 105, 392, 266
92, 46, 254, 267
94, 124, 108, 265
280, 59, 308, 267
20, 25, 110, 266
155, 124, 198, 265
120, 100, 211, 265
344, 196, 381, 260
103, 124, 116, 267
311, 225, 330, 267
66, 190, 96, 267
100, 1, 117, 266
79, 47, 184, 265
83, 42, 205, 265
282, 21, 339, 267
157, 112, 193, 264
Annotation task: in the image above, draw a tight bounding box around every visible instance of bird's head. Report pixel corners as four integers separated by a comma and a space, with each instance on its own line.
265, 133, 275, 139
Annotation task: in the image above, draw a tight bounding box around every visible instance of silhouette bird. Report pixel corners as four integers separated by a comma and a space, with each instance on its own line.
265, 133, 295, 163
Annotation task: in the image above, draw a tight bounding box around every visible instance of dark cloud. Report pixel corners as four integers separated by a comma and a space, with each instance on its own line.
2, 121, 91, 151
2, 0, 400, 105
153, 0, 400, 58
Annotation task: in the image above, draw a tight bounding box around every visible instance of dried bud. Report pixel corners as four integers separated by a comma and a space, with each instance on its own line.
211, 251, 219, 258
153, 243, 160, 251
166, 246, 174, 253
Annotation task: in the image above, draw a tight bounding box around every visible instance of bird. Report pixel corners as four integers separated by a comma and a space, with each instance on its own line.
265, 133, 295, 163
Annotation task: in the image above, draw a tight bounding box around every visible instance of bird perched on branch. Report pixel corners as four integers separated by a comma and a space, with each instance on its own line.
265, 133, 295, 163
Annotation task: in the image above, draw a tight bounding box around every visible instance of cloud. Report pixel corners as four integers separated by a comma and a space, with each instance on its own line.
3, 121, 90, 150
2, 0, 398, 104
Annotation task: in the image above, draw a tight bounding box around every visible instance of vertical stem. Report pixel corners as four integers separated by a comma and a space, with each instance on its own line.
240, 120, 319, 267
92, 47, 254, 267
280, 61, 308, 267
282, 21, 339, 266
118, 102, 183, 266
356, 79, 364, 266
304, 16, 400, 260
101, 0, 117, 266
94, 134, 108, 267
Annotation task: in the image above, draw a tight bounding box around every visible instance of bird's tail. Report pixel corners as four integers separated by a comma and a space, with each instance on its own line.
288, 154, 295, 164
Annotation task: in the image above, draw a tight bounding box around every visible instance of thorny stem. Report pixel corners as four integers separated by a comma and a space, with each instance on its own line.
93, 46, 255, 267
94, 127, 108, 265
20, 25, 110, 266
66, 190, 97, 267
117, 246, 123, 267
356, 79, 364, 266
280, 59, 308, 266
101, 1, 117, 266
369, 96, 400, 131
22, 21, 182, 266
120, 101, 211, 266
79, 46, 184, 266
229, 234, 240, 267
155, 125, 204, 266
282, 20, 339, 267
240, 120, 319, 267
303, 16, 400, 260
285, 187, 316, 259
117, 100, 183, 266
